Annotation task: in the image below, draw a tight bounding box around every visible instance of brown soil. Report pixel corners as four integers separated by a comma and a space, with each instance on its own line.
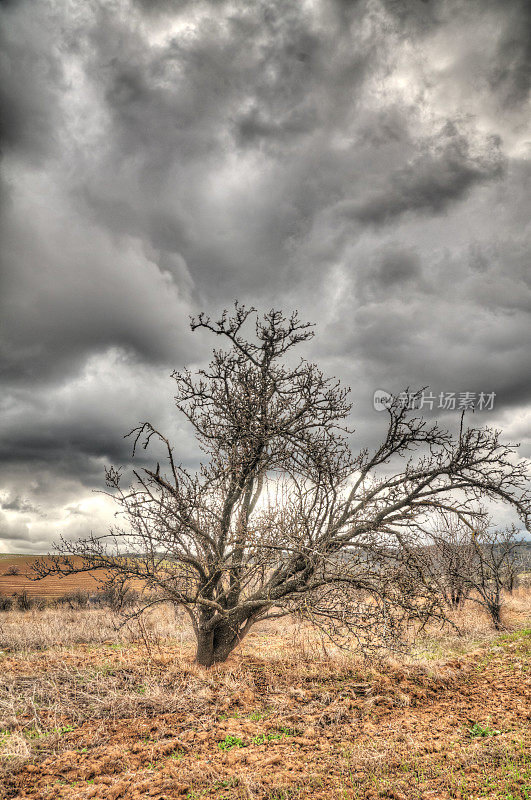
1, 631, 529, 799
0, 556, 137, 598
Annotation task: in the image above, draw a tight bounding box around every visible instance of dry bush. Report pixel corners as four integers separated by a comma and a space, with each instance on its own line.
0, 607, 117, 652
3, 566, 20, 577
0, 597, 13, 613
0, 731, 31, 770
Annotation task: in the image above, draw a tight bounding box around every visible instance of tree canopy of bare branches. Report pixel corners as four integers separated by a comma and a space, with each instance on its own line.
33, 305, 531, 665
416, 511, 527, 628
462, 523, 523, 629
418, 512, 477, 609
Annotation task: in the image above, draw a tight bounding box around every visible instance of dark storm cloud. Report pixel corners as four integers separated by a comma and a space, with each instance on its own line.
62, 0, 377, 296
488, 1, 531, 108
340, 123, 505, 226
0, 0, 529, 551
376, 249, 421, 286
0, 4, 63, 160
0, 183, 198, 385
0, 496, 38, 514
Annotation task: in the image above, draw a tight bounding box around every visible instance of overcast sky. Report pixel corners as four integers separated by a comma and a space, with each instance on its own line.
1, 0, 530, 553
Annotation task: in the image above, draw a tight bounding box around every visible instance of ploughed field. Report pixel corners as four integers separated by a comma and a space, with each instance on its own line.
0, 556, 138, 598
0, 566, 529, 799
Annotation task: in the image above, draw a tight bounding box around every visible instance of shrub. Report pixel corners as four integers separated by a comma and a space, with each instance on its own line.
90, 585, 141, 611
0, 596, 14, 612
59, 590, 90, 609
14, 592, 33, 611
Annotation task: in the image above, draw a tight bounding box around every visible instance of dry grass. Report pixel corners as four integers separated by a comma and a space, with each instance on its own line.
0, 583, 528, 663
411, 585, 531, 660
0, 588, 529, 799
0, 589, 528, 734
0, 603, 191, 653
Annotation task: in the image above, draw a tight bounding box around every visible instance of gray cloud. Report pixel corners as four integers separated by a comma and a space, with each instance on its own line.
0, 4, 63, 161
0, 496, 39, 514
488, 2, 531, 108
0, 0, 530, 552
346, 126, 504, 225
0, 511, 31, 543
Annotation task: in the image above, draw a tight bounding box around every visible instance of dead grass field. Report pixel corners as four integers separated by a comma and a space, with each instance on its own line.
0, 580, 529, 800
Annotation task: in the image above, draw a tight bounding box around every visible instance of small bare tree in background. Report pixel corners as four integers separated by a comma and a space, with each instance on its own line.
422, 512, 476, 609
465, 524, 523, 630
421, 513, 526, 629
34, 305, 531, 665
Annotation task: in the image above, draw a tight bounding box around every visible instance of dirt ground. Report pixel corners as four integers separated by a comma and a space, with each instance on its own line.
0, 599, 529, 800
0, 556, 110, 598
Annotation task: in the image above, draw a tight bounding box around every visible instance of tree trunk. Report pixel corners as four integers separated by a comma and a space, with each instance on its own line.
195, 628, 216, 668
489, 602, 502, 630
450, 590, 462, 609
194, 618, 251, 667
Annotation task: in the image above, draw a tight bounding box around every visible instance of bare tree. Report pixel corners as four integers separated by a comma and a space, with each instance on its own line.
417, 513, 526, 626
33, 305, 531, 665
464, 524, 523, 630
420, 512, 476, 609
